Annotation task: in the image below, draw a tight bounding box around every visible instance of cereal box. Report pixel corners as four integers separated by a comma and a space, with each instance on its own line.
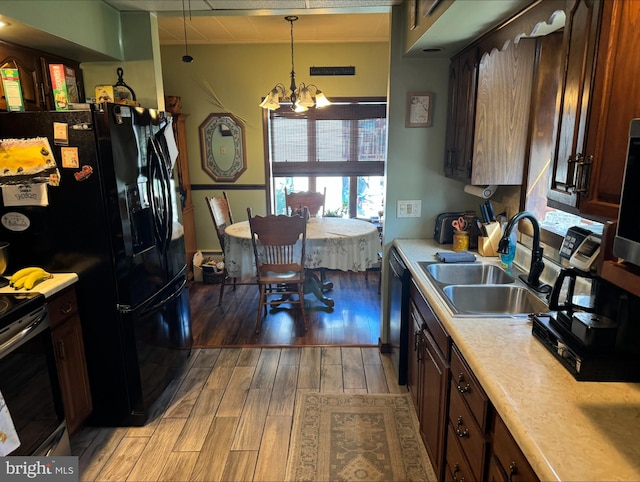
49, 64, 79, 110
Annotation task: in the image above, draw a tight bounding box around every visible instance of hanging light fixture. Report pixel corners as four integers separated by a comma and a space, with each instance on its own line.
259, 16, 331, 112
181, 0, 194, 63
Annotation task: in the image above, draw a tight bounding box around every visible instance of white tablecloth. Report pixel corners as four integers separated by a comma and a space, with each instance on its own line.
224, 217, 381, 279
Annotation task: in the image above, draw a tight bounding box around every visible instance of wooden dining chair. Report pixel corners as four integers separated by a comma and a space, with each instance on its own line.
285, 187, 326, 217
247, 207, 308, 334
205, 193, 235, 305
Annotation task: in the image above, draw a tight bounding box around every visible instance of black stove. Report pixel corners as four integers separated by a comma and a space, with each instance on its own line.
0, 292, 46, 330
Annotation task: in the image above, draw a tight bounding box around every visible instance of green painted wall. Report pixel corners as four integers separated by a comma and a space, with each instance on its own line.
160, 41, 390, 253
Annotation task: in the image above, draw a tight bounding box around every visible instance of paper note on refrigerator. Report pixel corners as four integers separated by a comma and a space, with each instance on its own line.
0, 389, 21, 456
1, 183, 49, 207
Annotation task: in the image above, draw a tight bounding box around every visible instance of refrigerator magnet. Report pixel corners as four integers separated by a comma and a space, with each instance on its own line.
53, 122, 69, 146
60, 147, 79, 168
74, 165, 93, 181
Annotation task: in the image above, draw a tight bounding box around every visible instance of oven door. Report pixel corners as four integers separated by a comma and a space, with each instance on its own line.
0, 306, 69, 456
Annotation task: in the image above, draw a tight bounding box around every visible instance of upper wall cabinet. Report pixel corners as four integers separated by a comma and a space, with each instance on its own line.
444, 0, 565, 186
444, 47, 478, 182
444, 39, 536, 185
548, 0, 640, 220
471, 38, 536, 185
0, 40, 84, 112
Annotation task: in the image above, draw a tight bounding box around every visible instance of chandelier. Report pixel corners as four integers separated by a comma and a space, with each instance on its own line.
259, 16, 331, 112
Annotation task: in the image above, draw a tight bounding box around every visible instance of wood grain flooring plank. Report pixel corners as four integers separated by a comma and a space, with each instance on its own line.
157, 452, 199, 482
342, 347, 366, 389
321, 346, 342, 365
189, 416, 239, 482
380, 352, 407, 394
251, 349, 281, 388
298, 347, 321, 389
238, 347, 262, 366
214, 347, 242, 367
94, 436, 148, 482
127, 417, 188, 482
191, 348, 221, 368
231, 388, 271, 450
216, 366, 255, 417
364, 363, 389, 393
221, 451, 259, 482
78, 428, 129, 482
253, 415, 292, 482
163, 367, 212, 418
173, 388, 224, 452
268, 364, 299, 416
279, 347, 301, 365
362, 346, 383, 365
320, 364, 344, 392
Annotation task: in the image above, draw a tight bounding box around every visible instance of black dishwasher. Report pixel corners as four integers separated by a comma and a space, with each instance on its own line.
389, 247, 411, 385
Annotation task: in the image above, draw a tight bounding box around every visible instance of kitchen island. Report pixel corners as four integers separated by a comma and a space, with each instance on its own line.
395, 238, 640, 482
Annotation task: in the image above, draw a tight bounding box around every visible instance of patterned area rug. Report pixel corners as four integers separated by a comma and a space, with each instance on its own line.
285, 393, 437, 481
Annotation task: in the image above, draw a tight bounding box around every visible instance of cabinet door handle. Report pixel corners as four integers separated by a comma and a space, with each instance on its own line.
57, 339, 66, 361
508, 461, 518, 482
456, 416, 469, 438
456, 373, 470, 393
575, 154, 593, 195
452, 463, 465, 482
59, 302, 73, 315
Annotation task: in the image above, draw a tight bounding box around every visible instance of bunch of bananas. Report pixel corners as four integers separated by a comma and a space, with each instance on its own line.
9, 267, 53, 290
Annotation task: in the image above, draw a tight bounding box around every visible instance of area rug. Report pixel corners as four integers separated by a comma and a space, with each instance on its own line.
285, 392, 437, 481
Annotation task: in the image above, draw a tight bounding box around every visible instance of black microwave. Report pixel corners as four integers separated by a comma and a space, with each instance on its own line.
613, 119, 640, 267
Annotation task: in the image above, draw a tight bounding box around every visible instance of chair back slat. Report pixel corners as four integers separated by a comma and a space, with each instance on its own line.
285, 187, 326, 216
206, 192, 234, 250
247, 208, 307, 277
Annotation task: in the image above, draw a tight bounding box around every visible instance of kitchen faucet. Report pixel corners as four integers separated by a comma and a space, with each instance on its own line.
497, 211, 551, 294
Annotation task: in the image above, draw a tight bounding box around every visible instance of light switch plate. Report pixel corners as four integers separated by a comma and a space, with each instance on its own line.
397, 200, 421, 218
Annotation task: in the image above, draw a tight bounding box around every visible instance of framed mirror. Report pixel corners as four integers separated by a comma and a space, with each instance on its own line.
199, 113, 246, 182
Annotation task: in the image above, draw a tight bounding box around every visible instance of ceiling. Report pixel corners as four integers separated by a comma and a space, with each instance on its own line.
0, 0, 537, 61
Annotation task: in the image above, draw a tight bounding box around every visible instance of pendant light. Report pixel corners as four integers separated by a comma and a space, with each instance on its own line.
181, 0, 194, 63
259, 16, 330, 112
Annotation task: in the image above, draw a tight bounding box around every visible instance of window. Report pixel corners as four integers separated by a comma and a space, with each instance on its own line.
264, 98, 387, 218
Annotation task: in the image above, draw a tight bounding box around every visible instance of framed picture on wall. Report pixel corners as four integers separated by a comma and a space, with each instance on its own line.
405, 92, 433, 127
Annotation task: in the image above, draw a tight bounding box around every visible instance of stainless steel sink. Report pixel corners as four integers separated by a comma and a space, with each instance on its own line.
419, 262, 515, 285
441, 285, 548, 316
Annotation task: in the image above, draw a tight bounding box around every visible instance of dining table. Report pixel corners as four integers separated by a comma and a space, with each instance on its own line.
224, 216, 382, 308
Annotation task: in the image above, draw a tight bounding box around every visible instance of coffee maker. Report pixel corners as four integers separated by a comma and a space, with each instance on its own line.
532, 265, 640, 381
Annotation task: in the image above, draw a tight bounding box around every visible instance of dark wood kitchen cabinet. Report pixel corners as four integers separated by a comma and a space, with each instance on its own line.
444, 31, 537, 185
488, 413, 538, 482
548, 0, 640, 220
49, 286, 92, 434
445, 344, 491, 481
408, 280, 450, 481
0, 40, 84, 112
444, 47, 478, 183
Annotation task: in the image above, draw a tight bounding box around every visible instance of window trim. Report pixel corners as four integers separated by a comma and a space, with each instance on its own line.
263, 96, 387, 215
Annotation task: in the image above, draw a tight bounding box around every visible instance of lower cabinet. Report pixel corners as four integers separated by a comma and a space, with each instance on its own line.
488, 414, 538, 482
407, 278, 539, 481
409, 280, 450, 481
49, 286, 92, 434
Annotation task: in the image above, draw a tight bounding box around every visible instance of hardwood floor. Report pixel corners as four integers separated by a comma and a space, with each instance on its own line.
189, 270, 382, 347
71, 346, 407, 482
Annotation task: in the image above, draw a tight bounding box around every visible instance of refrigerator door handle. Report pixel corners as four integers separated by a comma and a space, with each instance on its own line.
144, 277, 187, 315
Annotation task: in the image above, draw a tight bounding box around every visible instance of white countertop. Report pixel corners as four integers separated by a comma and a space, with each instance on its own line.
394, 238, 640, 482
0, 272, 78, 299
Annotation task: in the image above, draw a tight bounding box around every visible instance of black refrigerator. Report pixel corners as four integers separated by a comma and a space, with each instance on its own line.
0, 103, 192, 426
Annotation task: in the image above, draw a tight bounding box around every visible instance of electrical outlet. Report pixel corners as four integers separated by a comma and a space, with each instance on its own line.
397, 200, 421, 218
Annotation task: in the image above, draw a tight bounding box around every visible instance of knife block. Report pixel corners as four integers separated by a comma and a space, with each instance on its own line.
478, 222, 502, 257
